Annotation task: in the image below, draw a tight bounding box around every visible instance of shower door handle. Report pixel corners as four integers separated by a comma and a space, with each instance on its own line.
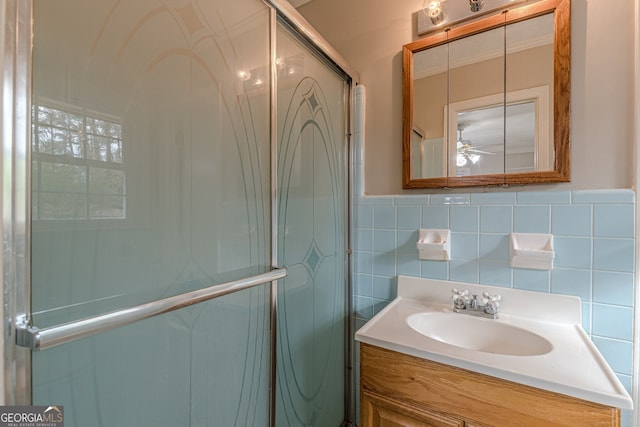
15, 267, 287, 351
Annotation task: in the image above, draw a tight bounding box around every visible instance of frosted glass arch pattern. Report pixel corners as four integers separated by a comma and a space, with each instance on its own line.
276, 24, 348, 426
31, 0, 272, 424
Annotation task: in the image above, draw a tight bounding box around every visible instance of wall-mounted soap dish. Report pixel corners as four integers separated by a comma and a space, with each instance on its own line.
510, 233, 554, 270
417, 229, 450, 261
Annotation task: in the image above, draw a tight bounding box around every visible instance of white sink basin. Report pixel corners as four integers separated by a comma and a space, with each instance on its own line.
407, 312, 553, 356
354, 275, 634, 410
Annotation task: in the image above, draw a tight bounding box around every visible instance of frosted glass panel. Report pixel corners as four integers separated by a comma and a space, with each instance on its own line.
33, 288, 270, 426
31, 0, 271, 424
276, 23, 347, 426
31, 0, 270, 322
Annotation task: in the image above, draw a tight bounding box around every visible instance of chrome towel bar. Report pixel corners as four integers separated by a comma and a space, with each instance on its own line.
16, 268, 287, 351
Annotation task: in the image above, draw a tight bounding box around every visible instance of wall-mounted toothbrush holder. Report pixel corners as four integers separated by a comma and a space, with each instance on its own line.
416, 229, 450, 261
510, 233, 554, 270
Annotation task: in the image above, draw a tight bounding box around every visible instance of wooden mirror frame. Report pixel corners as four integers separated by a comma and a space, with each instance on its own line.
402, 0, 570, 189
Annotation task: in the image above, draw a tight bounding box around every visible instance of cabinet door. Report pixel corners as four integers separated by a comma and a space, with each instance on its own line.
361, 391, 464, 427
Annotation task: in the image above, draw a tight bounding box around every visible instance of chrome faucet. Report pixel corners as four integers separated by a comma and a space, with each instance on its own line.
451, 289, 501, 319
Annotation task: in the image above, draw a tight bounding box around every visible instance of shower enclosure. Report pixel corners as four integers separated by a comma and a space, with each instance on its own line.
1, 0, 356, 425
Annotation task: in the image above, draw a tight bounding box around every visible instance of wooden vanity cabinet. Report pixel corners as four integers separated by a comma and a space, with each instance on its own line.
360, 343, 621, 427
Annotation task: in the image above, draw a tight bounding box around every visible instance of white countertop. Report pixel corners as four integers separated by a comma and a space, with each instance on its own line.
355, 275, 633, 410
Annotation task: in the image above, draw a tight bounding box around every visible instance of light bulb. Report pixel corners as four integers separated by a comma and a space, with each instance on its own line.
427, 1, 444, 25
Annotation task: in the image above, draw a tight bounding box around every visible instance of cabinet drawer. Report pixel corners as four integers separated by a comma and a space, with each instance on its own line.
361, 390, 464, 427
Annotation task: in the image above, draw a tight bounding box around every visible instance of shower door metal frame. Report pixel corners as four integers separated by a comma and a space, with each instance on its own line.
2, 0, 32, 406
2, 0, 358, 424
268, 1, 359, 423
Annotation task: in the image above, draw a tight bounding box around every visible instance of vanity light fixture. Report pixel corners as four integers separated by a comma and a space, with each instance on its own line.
469, 0, 484, 12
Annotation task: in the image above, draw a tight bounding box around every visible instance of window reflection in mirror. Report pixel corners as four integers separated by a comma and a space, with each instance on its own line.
454, 100, 536, 176
449, 84, 550, 176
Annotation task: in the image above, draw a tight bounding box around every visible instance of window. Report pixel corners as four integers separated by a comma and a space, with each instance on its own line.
32, 100, 126, 220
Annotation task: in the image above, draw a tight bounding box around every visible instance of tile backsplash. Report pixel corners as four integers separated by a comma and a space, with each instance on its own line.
353, 189, 635, 411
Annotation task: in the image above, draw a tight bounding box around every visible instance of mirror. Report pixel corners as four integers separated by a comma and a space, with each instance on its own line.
403, 0, 570, 188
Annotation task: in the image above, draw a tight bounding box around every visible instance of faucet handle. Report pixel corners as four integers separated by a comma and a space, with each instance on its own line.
482, 292, 501, 315
451, 288, 469, 299
482, 291, 501, 302
451, 289, 469, 309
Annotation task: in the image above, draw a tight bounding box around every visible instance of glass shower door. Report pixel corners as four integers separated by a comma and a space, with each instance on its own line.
29, 0, 273, 425
275, 21, 349, 426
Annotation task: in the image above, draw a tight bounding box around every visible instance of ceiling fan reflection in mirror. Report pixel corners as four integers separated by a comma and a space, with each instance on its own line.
456, 124, 494, 167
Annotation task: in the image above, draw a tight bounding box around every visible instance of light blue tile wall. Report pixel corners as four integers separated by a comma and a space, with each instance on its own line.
353, 189, 635, 422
